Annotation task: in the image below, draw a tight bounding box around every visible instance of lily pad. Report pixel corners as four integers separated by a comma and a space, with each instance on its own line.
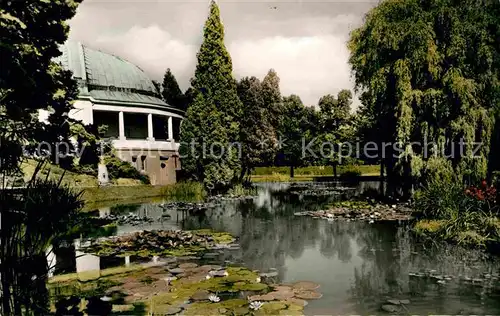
271, 289, 295, 300
260, 271, 279, 278
261, 301, 287, 312
381, 304, 401, 313
233, 282, 269, 291
191, 290, 210, 301
293, 290, 323, 300
387, 299, 410, 305
153, 305, 182, 315
248, 294, 275, 301
285, 298, 308, 307
179, 263, 198, 269
279, 310, 303, 315
168, 268, 185, 275
292, 281, 320, 291
234, 307, 250, 315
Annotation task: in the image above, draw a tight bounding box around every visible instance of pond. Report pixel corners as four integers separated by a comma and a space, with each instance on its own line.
52, 182, 500, 315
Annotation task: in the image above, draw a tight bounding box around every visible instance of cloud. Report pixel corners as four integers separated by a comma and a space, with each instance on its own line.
92, 25, 198, 89
68, 3, 364, 108
229, 34, 355, 106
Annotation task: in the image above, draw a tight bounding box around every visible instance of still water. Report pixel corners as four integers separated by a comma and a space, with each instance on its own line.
54, 182, 500, 315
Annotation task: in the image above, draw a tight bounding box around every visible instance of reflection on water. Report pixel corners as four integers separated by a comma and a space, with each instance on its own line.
56, 182, 500, 314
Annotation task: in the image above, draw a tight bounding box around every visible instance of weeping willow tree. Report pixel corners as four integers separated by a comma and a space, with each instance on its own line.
349, 0, 500, 193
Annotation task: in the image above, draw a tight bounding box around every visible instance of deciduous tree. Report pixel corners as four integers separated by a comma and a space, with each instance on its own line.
237, 76, 277, 180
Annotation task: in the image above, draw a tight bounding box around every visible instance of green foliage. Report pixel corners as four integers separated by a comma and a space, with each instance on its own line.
237, 76, 277, 179
1, 0, 82, 175
103, 156, 150, 184
161, 68, 186, 111
69, 122, 109, 172
180, 1, 243, 191
261, 69, 284, 128
277, 95, 309, 171
414, 178, 500, 247
349, 0, 500, 188
314, 90, 355, 167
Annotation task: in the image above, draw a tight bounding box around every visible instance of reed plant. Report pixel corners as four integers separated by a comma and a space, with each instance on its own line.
0, 161, 84, 315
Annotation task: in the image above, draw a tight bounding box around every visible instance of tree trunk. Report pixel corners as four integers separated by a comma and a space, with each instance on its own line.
333, 163, 338, 178
290, 165, 294, 178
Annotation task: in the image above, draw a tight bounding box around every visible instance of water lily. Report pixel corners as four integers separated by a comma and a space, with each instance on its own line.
205, 274, 212, 280
249, 301, 263, 311
255, 276, 261, 283
100, 296, 112, 302
208, 294, 220, 303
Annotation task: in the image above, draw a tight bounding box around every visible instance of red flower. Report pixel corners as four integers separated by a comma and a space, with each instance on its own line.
482, 180, 487, 188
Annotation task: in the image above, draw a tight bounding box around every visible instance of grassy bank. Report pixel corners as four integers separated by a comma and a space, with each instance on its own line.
21, 159, 144, 187
81, 182, 206, 211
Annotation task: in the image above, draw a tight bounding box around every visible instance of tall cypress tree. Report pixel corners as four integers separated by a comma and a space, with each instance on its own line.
180, 0, 243, 190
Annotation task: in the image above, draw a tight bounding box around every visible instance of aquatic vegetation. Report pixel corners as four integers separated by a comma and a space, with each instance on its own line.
49, 262, 319, 315
226, 183, 258, 197
81, 229, 235, 257
295, 201, 413, 222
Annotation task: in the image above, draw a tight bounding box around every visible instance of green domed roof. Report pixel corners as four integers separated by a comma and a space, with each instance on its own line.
55, 41, 179, 111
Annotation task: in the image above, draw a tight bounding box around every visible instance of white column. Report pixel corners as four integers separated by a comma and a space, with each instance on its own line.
148, 113, 154, 141
168, 116, 174, 141
118, 111, 126, 140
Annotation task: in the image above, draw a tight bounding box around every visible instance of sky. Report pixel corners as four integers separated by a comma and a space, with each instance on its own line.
68, 0, 378, 108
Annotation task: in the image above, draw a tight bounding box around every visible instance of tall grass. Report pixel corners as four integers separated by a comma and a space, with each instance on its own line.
160, 181, 206, 201
0, 161, 84, 315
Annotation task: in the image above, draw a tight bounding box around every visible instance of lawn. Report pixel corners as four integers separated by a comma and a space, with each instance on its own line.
250, 165, 380, 182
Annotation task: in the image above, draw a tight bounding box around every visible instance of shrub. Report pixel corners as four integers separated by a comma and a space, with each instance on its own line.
339, 165, 362, 179
413, 178, 500, 247
103, 156, 150, 184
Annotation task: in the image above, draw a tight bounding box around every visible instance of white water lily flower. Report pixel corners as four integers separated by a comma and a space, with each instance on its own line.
100, 296, 112, 302
206, 275, 212, 280
255, 277, 261, 283
249, 301, 263, 311
208, 294, 220, 303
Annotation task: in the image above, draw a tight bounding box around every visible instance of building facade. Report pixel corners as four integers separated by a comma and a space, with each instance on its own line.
40, 41, 184, 185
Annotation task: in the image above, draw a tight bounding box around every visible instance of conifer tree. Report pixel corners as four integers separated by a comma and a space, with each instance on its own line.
180, 0, 243, 190
161, 68, 185, 110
